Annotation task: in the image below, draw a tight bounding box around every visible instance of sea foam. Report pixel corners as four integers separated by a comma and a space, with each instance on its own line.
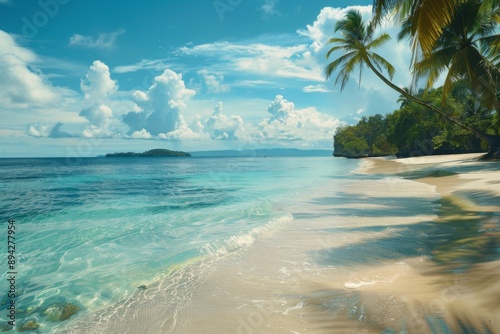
343, 280, 386, 289
200, 214, 293, 257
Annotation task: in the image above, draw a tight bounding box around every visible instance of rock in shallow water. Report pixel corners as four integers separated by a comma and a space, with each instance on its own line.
43, 302, 80, 322
17, 320, 40, 332
0, 323, 13, 332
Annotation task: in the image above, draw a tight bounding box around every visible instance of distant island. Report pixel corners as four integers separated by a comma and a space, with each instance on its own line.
105, 149, 191, 157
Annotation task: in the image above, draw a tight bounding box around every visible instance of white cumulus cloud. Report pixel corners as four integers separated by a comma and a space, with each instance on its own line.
27, 123, 50, 138
158, 115, 209, 141
81, 60, 118, 101
80, 104, 113, 128
0, 30, 59, 108
131, 129, 152, 139
205, 102, 247, 140
257, 95, 341, 143
79, 61, 118, 137
26, 122, 74, 138
198, 69, 230, 94
122, 69, 199, 137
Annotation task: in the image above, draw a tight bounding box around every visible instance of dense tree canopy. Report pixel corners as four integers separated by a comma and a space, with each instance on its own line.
334, 82, 491, 158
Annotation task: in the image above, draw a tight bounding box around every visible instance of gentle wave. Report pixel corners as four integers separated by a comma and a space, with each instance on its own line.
200, 214, 294, 257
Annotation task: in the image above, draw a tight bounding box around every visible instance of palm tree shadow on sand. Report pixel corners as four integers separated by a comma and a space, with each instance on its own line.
294, 187, 499, 333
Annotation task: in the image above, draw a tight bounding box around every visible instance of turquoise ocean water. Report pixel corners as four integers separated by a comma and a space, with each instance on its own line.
0, 156, 358, 332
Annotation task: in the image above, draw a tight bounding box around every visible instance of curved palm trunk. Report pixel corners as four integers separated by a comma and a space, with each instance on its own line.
363, 56, 500, 156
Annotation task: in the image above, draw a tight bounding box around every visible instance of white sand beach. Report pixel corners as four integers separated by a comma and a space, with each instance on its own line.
358, 153, 500, 332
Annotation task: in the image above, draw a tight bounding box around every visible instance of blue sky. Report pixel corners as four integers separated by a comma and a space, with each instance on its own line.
0, 0, 413, 157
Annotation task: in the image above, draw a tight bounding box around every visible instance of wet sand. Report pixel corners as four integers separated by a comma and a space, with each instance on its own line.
63, 154, 500, 333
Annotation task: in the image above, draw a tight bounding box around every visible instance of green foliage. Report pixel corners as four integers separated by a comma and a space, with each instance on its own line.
334, 82, 492, 158
334, 115, 397, 158
334, 126, 369, 158
411, 0, 500, 113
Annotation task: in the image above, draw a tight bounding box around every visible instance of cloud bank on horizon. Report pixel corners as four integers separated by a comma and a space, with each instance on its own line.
0, 1, 412, 156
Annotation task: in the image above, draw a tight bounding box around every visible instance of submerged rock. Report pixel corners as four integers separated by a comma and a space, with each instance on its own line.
43, 303, 80, 322
17, 320, 40, 332
15, 306, 38, 317
0, 290, 23, 307
137, 285, 147, 290
0, 323, 13, 332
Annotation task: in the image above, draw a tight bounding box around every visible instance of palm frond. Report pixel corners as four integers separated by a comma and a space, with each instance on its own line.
414, 46, 458, 88
336, 61, 359, 91
442, 59, 464, 103
367, 33, 392, 49
479, 0, 500, 17
326, 45, 344, 59
325, 52, 356, 80
477, 35, 500, 57
335, 10, 365, 37
397, 17, 413, 41
411, 0, 460, 55
473, 58, 500, 110
327, 37, 347, 44
492, 113, 500, 129
372, 0, 403, 25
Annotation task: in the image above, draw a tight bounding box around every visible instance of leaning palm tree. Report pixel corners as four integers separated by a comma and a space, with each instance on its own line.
325, 9, 499, 155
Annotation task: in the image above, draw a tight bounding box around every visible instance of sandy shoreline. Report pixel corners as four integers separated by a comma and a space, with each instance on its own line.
363, 153, 500, 216
361, 153, 500, 331
63, 154, 500, 333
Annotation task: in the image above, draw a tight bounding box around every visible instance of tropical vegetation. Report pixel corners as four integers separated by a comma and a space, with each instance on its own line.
326, 0, 500, 158
334, 82, 489, 157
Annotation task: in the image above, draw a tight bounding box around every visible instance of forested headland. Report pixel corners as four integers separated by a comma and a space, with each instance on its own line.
333, 81, 491, 158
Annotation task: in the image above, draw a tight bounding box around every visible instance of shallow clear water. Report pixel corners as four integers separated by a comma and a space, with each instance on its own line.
0, 156, 357, 332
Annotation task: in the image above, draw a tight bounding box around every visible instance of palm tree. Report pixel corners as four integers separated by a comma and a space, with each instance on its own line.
325, 10, 395, 91
409, 0, 500, 113
396, 87, 413, 108
372, 0, 499, 63
372, 0, 459, 57
325, 9, 500, 155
